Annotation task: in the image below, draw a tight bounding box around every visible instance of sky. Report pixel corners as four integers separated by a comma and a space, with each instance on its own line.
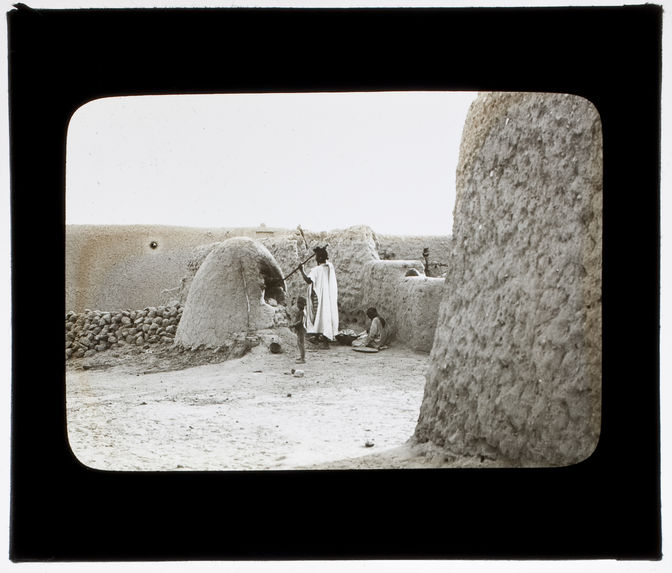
66, 91, 477, 236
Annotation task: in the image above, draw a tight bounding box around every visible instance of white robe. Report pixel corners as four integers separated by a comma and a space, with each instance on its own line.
305, 262, 339, 340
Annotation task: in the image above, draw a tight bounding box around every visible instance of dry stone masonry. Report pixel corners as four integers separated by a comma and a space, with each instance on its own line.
65, 303, 183, 359
413, 92, 603, 466
65, 92, 603, 470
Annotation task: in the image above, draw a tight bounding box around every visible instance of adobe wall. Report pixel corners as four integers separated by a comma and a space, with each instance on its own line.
413, 93, 603, 466
65, 224, 298, 312
358, 260, 445, 352
66, 224, 450, 346
172, 237, 305, 309
66, 225, 236, 312
66, 224, 456, 316
376, 234, 453, 276
157, 225, 381, 329
294, 225, 380, 327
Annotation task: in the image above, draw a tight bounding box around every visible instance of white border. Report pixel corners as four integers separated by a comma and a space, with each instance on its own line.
2, 1, 668, 572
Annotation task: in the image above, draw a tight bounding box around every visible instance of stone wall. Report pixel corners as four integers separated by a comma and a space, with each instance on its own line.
357, 260, 445, 352
413, 92, 603, 466
65, 303, 183, 359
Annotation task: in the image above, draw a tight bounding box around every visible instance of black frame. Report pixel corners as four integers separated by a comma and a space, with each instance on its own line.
9, 5, 661, 561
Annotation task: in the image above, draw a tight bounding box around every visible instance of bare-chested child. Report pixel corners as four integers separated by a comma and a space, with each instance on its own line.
291, 296, 307, 364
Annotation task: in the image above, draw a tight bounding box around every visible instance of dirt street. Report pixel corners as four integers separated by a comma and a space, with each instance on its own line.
66, 342, 434, 471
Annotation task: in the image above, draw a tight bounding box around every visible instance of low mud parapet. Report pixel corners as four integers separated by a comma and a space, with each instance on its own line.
358, 260, 445, 352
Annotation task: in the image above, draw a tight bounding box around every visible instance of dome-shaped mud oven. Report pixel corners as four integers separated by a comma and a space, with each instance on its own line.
175, 237, 287, 348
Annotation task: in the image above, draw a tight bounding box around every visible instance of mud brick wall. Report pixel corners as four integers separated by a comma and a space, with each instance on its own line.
300, 225, 380, 327
66, 225, 236, 312
358, 260, 445, 352
66, 225, 455, 332
376, 234, 453, 275
176, 226, 380, 329
413, 92, 603, 466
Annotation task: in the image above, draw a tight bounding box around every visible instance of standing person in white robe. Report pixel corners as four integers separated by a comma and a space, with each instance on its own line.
299, 246, 338, 348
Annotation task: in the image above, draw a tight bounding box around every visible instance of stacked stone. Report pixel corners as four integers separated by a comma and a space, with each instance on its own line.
65, 304, 183, 359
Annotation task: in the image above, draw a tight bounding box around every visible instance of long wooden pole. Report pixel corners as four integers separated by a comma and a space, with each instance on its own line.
282, 243, 329, 281
282, 253, 316, 281
239, 261, 251, 329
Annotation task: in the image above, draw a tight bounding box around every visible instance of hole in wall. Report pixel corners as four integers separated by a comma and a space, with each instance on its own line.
258, 259, 286, 305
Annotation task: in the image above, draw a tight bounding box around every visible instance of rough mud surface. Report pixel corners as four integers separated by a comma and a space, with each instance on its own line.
66, 224, 396, 320
359, 260, 444, 352
170, 227, 381, 331
299, 225, 380, 326
66, 225, 237, 312
66, 343, 465, 471
415, 92, 603, 466
175, 237, 287, 347
375, 233, 453, 275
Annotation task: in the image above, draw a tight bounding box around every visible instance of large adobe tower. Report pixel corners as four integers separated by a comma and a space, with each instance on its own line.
414, 93, 603, 466
175, 237, 286, 348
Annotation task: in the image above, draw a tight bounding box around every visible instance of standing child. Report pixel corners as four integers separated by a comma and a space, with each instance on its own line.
291, 296, 307, 364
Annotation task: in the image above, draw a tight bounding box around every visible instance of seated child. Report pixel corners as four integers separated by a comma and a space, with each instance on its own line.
353, 307, 389, 349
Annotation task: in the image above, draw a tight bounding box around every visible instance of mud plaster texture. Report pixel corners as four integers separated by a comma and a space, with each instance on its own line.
66, 225, 237, 312
68, 225, 449, 327
413, 92, 603, 467
66, 224, 298, 312
289, 225, 380, 327
66, 224, 452, 349
376, 234, 453, 276
175, 237, 291, 349
358, 260, 445, 352
174, 225, 381, 329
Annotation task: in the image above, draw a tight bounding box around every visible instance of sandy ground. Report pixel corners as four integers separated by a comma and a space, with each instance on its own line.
66, 341, 455, 471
